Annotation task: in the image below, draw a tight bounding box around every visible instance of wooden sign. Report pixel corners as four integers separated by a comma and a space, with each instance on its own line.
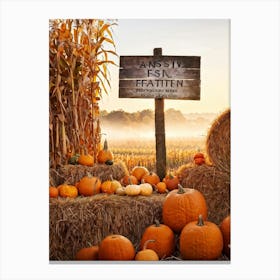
118, 48, 201, 180
119, 54, 200, 100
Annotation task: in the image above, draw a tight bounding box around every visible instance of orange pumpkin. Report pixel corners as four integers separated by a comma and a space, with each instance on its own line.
220, 215, 230, 258
163, 173, 179, 191
180, 215, 223, 260
75, 246, 99, 260
58, 184, 78, 198
194, 152, 205, 165
49, 186, 58, 198
131, 166, 149, 181
140, 219, 175, 259
162, 184, 208, 232
135, 240, 159, 261
78, 154, 94, 166
121, 175, 138, 186
77, 174, 101, 196
97, 139, 113, 164
155, 182, 168, 194
98, 234, 135, 260
101, 177, 121, 194
142, 172, 160, 185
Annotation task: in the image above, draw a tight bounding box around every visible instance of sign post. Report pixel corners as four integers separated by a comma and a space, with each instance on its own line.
119, 48, 200, 180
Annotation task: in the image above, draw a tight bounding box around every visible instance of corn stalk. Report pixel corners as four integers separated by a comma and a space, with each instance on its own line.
49, 19, 117, 169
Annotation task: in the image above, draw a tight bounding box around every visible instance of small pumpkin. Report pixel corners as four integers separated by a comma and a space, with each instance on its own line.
58, 183, 78, 198
115, 186, 126, 196
139, 183, 153, 196
140, 219, 175, 259
163, 173, 179, 191
49, 186, 58, 198
77, 173, 101, 196
125, 183, 141, 196
75, 245, 99, 260
193, 152, 205, 165
131, 166, 149, 181
220, 215, 230, 258
155, 182, 168, 194
98, 234, 135, 260
78, 154, 94, 166
180, 214, 223, 260
162, 184, 208, 232
97, 139, 114, 164
101, 176, 121, 194
142, 172, 160, 185
121, 175, 138, 186
135, 240, 159, 261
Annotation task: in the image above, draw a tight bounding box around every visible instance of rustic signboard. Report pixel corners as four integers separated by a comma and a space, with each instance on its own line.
118, 49, 201, 179
119, 53, 200, 100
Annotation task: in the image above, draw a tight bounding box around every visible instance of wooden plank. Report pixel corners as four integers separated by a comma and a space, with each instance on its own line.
119, 68, 200, 79
120, 56, 200, 69
155, 98, 166, 180
119, 86, 200, 100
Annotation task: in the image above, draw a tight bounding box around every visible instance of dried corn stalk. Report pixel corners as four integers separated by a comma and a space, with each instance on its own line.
49, 19, 117, 168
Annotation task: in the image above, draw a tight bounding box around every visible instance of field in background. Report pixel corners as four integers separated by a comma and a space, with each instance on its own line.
109, 137, 206, 173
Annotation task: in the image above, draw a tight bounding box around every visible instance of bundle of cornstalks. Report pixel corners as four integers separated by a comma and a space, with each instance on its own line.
49, 19, 117, 168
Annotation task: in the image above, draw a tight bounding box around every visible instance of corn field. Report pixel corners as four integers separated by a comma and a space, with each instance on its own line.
49, 19, 117, 168
109, 138, 206, 173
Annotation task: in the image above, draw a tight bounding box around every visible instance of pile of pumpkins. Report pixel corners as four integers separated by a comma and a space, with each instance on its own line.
49, 165, 182, 199
74, 184, 230, 261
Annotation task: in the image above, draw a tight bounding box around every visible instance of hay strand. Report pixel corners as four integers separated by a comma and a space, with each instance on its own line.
206, 109, 230, 173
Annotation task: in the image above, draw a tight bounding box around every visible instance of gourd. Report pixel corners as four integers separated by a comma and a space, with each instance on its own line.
155, 182, 168, 194
193, 152, 205, 165
135, 240, 159, 261
77, 173, 101, 196
140, 219, 175, 258
131, 166, 149, 181
58, 183, 78, 198
179, 214, 223, 260
162, 184, 208, 232
139, 183, 153, 196
142, 172, 160, 185
98, 234, 135, 260
49, 186, 58, 198
75, 246, 99, 260
97, 139, 114, 164
220, 215, 230, 258
163, 173, 179, 191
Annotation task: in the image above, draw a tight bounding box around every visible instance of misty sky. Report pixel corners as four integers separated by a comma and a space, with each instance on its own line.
99, 19, 230, 114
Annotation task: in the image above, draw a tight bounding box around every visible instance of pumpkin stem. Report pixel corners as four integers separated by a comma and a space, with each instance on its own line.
86, 172, 93, 178
103, 139, 108, 150
154, 219, 160, 227
143, 239, 155, 250
197, 214, 204, 226
177, 184, 185, 194
109, 174, 114, 181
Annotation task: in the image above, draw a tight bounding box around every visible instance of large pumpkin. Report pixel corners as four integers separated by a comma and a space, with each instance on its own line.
98, 234, 135, 260
140, 219, 175, 259
180, 215, 223, 260
220, 215, 230, 258
97, 139, 113, 164
162, 184, 208, 232
77, 174, 101, 196
131, 166, 149, 181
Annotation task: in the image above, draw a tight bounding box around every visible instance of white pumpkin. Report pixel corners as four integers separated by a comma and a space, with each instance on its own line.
139, 183, 153, 196
125, 184, 141, 196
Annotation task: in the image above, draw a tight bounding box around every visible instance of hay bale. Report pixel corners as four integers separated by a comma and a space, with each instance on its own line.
49, 194, 165, 260
177, 164, 230, 225
206, 109, 230, 173
49, 161, 129, 186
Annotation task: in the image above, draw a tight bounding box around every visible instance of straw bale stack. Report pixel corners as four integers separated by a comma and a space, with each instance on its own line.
206, 109, 230, 174
49, 194, 165, 260
176, 163, 230, 225
49, 161, 129, 186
